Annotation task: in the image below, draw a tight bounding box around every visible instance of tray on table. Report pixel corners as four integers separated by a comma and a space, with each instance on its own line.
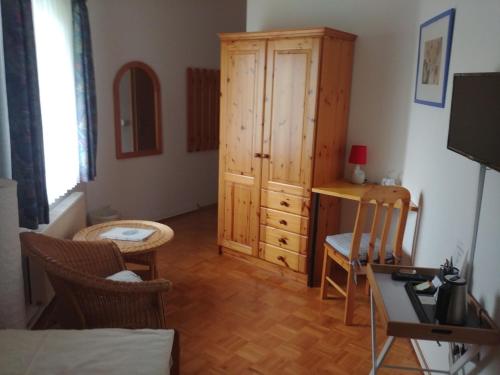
367, 264, 500, 345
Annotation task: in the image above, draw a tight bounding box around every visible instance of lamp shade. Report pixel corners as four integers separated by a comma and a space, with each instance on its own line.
348, 145, 367, 165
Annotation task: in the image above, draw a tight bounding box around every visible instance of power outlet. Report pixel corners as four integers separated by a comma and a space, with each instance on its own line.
470, 345, 481, 365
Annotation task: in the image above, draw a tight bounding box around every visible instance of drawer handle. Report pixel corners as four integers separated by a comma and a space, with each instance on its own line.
262, 153, 270, 159
431, 329, 453, 335
254, 152, 262, 158
279, 219, 288, 226
278, 237, 288, 245
280, 200, 290, 207
277, 255, 290, 268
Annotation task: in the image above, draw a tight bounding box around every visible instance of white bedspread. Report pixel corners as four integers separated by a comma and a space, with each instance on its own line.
0, 328, 174, 375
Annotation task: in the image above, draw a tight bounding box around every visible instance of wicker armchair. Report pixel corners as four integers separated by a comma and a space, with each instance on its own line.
20, 232, 172, 329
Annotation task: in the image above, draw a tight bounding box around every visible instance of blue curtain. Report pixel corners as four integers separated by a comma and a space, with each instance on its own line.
72, 0, 97, 181
1, 0, 49, 229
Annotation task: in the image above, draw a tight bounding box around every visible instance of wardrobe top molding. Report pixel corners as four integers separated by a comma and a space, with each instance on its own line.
218, 27, 357, 41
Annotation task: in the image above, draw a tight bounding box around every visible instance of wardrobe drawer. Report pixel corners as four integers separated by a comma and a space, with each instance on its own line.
259, 225, 307, 254
259, 243, 307, 273
260, 208, 309, 235
261, 189, 310, 216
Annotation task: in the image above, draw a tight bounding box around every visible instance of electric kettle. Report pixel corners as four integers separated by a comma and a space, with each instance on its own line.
435, 274, 468, 325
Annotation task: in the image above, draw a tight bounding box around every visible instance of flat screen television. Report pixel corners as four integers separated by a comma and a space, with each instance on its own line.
447, 72, 500, 172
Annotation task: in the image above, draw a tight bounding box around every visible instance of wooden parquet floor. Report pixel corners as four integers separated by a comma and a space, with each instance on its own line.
159, 206, 421, 374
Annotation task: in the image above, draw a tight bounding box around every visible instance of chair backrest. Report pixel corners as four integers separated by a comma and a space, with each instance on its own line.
20, 232, 128, 329
20, 232, 125, 279
349, 186, 411, 264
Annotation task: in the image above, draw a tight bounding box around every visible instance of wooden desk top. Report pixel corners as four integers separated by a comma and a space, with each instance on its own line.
312, 180, 418, 212
73, 220, 174, 255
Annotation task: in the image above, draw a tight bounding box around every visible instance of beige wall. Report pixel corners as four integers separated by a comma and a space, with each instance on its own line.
86, 0, 246, 220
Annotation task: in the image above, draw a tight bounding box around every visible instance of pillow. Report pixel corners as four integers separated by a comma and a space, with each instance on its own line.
106, 270, 143, 282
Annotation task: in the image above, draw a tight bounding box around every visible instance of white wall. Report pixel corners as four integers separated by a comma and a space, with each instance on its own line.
86, 0, 246, 220
0, 180, 25, 328
404, 1, 500, 373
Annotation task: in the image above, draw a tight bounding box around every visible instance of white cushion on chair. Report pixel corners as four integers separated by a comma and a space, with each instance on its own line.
325, 233, 393, 262
106, 270, 143, 282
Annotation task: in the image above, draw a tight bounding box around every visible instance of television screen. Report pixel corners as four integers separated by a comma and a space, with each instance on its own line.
447, 73, 500, 172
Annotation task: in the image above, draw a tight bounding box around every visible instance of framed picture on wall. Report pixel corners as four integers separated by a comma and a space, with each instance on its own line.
414, 8, 455, 107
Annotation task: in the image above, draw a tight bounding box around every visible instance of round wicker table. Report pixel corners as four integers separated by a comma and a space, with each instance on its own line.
73, 220, 174, 279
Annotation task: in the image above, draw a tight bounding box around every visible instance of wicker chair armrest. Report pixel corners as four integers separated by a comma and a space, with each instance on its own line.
85, 277, 173, 294
65, 277, 172, 329
49, 263, 172, 292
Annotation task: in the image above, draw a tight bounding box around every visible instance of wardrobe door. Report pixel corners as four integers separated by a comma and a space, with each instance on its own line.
217, 40, 266, 256
261, 37, 321, 197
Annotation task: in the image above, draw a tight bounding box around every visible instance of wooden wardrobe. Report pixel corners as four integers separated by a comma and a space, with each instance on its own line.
217, 27, 356, 283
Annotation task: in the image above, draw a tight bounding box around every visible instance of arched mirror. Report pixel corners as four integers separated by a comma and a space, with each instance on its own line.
113, 61, 162, 159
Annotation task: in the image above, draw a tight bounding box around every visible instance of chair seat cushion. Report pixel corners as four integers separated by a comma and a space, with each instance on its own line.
106, 270, 142, 282
325, 233, 393, 262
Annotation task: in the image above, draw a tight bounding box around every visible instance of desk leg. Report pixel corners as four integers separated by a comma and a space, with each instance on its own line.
370, 290, 395, 375
370, 289, 377, 374
307, 192, 320, 287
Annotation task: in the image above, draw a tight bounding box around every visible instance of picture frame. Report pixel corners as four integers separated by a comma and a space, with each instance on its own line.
414, 8, 455, 108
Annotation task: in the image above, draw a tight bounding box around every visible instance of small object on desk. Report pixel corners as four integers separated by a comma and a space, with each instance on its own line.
399, 268, 416, 275
418, 295, 437, 305
348, 145, 367, 184
432, 275, 443, 288
381, 177, 397, 186
391, 269, 433, 282
100, 227, 156, 242
415, 280, 434, 292
439, 257, 460, 280
435, 274, 468, 326
405, 281, 436, 323
380, 170, 401, 186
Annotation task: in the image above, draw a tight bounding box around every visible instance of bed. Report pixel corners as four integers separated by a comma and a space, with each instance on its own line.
0, 328, 179, 375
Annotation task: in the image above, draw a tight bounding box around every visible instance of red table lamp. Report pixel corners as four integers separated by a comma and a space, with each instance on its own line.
348, 145, 367, 184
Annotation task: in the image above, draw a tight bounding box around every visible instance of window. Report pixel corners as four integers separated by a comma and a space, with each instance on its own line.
32, 0, 80, 204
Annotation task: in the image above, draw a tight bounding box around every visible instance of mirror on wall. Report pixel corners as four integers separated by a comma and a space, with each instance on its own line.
113, 61, 162, 159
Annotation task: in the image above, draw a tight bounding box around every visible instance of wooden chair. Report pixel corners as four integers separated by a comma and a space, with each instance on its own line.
20, 232, 172, 329
319, 185, 411, 325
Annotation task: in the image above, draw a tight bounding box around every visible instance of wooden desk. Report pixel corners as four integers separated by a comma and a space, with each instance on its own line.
74, 220, 174, 279
367, 264, 500, 374
307, 180, 418, 286
312, 180, 418, 211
